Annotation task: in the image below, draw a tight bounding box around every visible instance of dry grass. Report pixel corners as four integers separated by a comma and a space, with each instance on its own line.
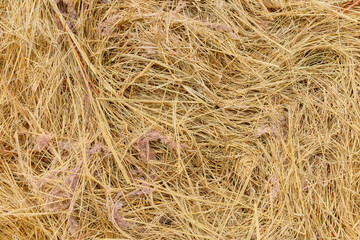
1, 0, 360, 239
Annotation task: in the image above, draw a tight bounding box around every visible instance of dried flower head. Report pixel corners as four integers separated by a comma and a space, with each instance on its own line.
58, 141, 70, 151
96, 14, 121, 36
255, 126, 272, 138
68, 216, 79, 237
35, 133, 53, 150
105, 186, 131, 228
55, 0, 78, 33
255, 115, 288, 139
269, 175, 280, 203
86, 143, 111, 157
135, 130, 193, 162
41, 161, 82, 212
130, 183, 152, 197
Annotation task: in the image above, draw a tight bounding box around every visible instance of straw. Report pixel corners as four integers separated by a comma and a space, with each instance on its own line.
1, 0, 360, 239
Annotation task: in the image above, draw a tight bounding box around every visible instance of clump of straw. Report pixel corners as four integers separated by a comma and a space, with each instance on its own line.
1, 0, 360, 239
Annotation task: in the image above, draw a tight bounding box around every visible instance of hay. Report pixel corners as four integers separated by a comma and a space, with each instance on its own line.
1, 0, 360, 239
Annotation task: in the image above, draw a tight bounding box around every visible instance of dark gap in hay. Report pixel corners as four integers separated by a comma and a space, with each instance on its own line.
302, 49, 341, 67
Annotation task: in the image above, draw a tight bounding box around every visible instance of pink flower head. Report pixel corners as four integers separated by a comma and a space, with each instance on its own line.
35, 133, 53, 150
